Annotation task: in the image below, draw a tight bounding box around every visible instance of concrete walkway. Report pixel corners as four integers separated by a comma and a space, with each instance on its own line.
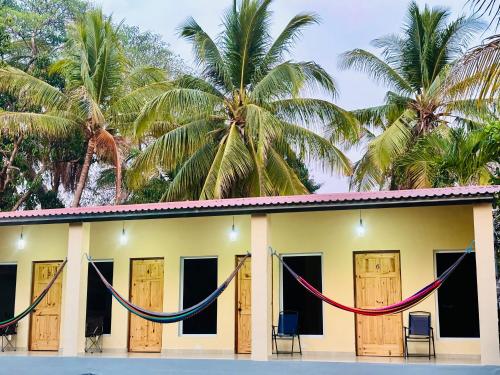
0, 357, 499, 375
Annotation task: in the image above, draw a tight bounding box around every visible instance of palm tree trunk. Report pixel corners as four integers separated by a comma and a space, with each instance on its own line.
115, 158, 122, 205
71, 137, 96, 207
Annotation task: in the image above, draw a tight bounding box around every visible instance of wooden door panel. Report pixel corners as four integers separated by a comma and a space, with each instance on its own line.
236, 256, 251, 354
30, 262, 63, 351
129, 259, 164, 353
355, 252, 403, 357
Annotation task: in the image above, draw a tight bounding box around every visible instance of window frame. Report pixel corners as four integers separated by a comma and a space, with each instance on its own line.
0, 262, 17, 321
85, 258, 114, 336
434, 250, 480, 341
179, 256, 219, 337
279, 252, 324, 337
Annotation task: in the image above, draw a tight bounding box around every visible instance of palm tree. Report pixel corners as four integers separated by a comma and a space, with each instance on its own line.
451, 0, 500, 100
128, 0, 358, 201
339, 2, 484, 191
0, 9, 165, 206
395, 123, 499, 188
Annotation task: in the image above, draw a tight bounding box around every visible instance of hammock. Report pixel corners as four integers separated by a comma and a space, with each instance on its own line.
87, 253, 249, 323
0, 260, 67, 329
274, 242, 474, 316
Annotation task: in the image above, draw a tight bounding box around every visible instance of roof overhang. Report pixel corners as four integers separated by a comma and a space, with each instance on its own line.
0, 186, 497, 226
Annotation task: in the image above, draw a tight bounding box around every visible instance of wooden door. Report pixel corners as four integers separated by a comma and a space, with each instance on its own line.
129, 258, 164, 352
30, 261, 63, 351
354, 252, 403, 356
236, 256, 251, 354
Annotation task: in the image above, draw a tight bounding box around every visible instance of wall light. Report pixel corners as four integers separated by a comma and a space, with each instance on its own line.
120, 222, 128, 245
17, 227, 25, 250
229, 216, 238, 241
356, 211, 365, 237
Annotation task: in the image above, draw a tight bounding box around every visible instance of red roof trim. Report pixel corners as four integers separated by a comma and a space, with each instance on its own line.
0, 186, 497, 223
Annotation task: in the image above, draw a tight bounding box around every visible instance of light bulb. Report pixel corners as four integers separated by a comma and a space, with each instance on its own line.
229, 225, 238, 241
356, 219, 365, 236
120, 228, 128, 245
17, 233, 25, 250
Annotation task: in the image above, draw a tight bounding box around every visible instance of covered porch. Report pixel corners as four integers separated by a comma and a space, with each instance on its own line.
0, 186, 498, 365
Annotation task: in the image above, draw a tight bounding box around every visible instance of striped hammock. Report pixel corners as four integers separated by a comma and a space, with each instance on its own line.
0, 260, 67, 330
88, 253, 249, 323
274, 242, 474, 316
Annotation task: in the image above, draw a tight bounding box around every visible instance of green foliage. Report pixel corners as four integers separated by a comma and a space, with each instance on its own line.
129, 0, 357, 201
118, 24, 185, 75
341, 1, 488, 191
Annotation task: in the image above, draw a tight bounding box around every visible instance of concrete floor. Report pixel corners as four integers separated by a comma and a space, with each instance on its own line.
0, 353, 498, 375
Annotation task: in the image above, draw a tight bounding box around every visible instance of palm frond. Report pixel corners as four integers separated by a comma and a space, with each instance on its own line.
179, 17, 234, 91
257, 13, 319, 76
0, 67, 68, 110
0, 111, 76, 138
367, 109, 415, 169
339, 49, 413, 95
134, 88, 224, 136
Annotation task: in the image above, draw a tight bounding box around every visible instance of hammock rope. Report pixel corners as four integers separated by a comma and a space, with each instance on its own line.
0, 260, 67, 329
87, 253, 250, 323
273, 241, 474, 316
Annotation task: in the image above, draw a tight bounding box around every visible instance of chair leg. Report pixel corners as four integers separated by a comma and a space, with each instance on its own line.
291, 336, 294, 356
297, 334, 302, 355
432, 332, 436, 358
428, 337, 431, 360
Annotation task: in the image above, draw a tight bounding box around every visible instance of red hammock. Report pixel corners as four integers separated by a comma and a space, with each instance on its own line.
274, 243, 473, 316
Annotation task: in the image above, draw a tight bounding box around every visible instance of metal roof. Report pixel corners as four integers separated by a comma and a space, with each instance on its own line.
0, 185, 497, 226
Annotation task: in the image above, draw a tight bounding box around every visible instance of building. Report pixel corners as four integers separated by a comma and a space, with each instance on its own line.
0, 186, 498, 364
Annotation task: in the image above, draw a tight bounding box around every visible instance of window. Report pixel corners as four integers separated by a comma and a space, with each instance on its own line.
436, 252, 479, 338
281, 254, 323, 335
86, 261, 113, 334
181, 257, 218, 334
0, 264, 17, 321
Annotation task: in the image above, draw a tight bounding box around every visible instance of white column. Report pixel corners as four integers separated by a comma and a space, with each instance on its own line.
251, 214, 272, 361
61, 222, 90, 356
473, 203, 500, 364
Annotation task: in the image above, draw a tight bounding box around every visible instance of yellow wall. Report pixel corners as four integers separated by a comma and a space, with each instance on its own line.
0, 224, 68, 350
0, 204, 480, 356
270, 205, 478, 355
89, 215, 251, 352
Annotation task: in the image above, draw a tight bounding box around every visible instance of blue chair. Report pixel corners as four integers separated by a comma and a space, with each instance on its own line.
404, 311, 435, 359
272, 311, 302, 355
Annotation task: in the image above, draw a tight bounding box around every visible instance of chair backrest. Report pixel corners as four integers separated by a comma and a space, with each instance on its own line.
278, 311, 299, 335
409, 311, 431, 336
0, 323, 16, 336
85, 316, 104, 337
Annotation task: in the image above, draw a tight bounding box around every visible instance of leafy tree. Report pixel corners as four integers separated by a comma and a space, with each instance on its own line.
340, 2, 484, 191
0, 0, 87, 70
395, 121, 499, 188
118, 24, 185, 76
129, 0, 358, 201
0, 9, 166, 207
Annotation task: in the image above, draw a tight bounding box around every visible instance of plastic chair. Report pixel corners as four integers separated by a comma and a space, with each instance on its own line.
272, 311, 302, 355
404, 311, 435, 359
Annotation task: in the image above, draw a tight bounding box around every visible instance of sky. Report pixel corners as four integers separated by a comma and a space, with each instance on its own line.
98, 0, 481, 193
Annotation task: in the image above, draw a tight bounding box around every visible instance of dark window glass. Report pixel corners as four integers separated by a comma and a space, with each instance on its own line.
0, 265, 17, 321
182, 258, 218, 334
86, 261, 113, 334
282, 255, 323, 335
436, 252, 479, 338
